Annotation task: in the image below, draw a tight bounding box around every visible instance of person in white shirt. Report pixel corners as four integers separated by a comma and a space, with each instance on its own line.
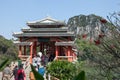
36, 54, 42, 70
2, 64, 11, 80
32, 55, 37, 67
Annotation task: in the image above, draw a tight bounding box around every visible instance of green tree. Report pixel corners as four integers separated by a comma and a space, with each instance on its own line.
76, 13, 120, 80
95, 13, 120, 80
0, 35, 18, 66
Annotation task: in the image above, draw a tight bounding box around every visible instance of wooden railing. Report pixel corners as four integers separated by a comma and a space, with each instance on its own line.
54, 56, 73, 61
23, 56, 31, 69
19, 55, 30, 61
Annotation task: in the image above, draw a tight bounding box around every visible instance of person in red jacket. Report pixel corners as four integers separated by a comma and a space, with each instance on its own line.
17, 64, 26, 80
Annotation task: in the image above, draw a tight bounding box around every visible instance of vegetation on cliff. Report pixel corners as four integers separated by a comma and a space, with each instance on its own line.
0, 35, 18, 64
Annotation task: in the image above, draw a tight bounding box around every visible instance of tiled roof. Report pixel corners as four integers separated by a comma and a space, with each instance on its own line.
27, 16, 66, 26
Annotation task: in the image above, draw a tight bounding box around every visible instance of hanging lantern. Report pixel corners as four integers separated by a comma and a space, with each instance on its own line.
100, 19, 107, 23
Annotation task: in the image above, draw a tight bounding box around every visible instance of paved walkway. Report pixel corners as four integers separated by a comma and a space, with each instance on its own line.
0, 72, 2, 80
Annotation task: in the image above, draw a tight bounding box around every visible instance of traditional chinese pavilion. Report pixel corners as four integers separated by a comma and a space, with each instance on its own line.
13, 17, 77, 63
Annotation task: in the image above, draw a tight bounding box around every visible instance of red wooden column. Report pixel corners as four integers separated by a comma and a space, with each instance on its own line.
19, 46, 22, 57
55, 46, 58, 60
19, 37, 22, 57
30, 43, 33, 64
24, 46, 26, 55
67, 46, 72, 62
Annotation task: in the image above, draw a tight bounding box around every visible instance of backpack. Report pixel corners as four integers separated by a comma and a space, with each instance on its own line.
17, 69, 24, 80
13, 67, 18, 76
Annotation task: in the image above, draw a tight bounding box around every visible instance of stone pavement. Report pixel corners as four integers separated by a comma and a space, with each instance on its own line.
0, 72, 2, 80
24, 63, 31, 80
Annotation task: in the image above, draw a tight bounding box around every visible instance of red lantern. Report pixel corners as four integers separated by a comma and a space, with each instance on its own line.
100, 19, 107, 23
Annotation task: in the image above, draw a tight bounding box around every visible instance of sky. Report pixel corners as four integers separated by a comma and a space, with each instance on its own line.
0, 0, 119, 39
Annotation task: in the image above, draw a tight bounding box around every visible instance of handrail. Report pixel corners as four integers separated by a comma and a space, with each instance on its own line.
23, 56, 31, 69
10, 61, 18, 80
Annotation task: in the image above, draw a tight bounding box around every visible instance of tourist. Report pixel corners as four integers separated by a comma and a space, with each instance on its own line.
41, 54, 45, 66
32, 55, 37, 67
36, 54, 42, 70
38, 64, 45, 76
29, 71, 35, 80
37, 52, 42, 58
13, 65, 18, 80
44, 54, 49, 65
17, 64, 26, 80
2, 64, 11, 80
49, 53, 55, 62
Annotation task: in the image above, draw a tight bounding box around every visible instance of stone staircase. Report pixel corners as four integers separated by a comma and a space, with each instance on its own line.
22, 56, 31, 80
24, 63, 31, 80
10, 56, 31, 80
10, 63, 31, 80
1, 55, 49, 80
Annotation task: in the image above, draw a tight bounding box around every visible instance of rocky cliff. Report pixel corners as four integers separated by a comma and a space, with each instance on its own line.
67, 14, 108, 40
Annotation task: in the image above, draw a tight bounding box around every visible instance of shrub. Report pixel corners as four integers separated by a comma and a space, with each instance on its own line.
73, 71, 85, 80
46, 60, 77, 80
